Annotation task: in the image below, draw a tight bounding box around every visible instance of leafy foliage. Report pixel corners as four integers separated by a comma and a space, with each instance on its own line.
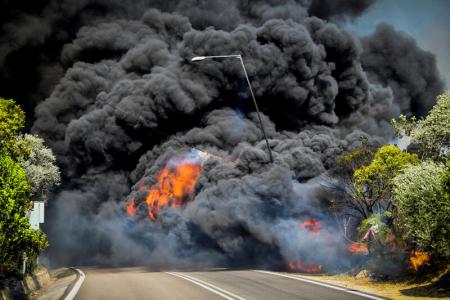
443, 156, 450, 194
391, 91, 450, 161
391, 114, 417, 137
353, 145, 419, 216
327, 139, 376, 221
0, 149, 48, 278
18, 134, 60, 202
393, 160, 450, 260
331, 140, 375, 179
0, 98, 48, 278
0, 98, 30, 160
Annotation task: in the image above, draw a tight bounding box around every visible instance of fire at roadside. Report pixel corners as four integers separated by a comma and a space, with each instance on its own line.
25, 0, 444, 274
125, 151, 375, 274
127, 149, 207, 221
125, 148, 434, 276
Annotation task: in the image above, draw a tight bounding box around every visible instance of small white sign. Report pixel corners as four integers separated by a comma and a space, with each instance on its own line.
29, 202, 45, 230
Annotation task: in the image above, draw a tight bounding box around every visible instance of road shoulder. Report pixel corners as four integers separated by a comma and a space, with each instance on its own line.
256, 270, 385, 300
286, 273, 450, 300
29, 268, 80, 300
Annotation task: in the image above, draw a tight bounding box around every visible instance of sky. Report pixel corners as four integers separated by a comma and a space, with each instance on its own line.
345, 0, 450, 88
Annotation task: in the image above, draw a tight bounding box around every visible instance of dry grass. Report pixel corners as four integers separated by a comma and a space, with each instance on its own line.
300, 270, 450, 300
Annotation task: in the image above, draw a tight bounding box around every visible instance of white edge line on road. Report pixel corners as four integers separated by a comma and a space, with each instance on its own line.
64, 268, 85, 300
166, 272, 246, 300
255, 270, 385, 300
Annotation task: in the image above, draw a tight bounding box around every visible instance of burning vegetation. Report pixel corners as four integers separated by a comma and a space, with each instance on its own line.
409, 251, 430, 272
300, 219, 321, 235
127, 150, 206, 221
145, 163, 201, 221
287, 219, 324, 273
288, 257, 323, 274
348, 243, 369, 255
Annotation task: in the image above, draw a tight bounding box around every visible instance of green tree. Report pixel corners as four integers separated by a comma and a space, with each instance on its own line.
443, 156, 450, 194
346, 146, 419, 265
0, 98, 48, 278
353, 145, 419, 217
391, 114, 417, 138
0, 149, 48, 277
393, 160, 450, 260
0, 98, 29, 159
392, 91, 450, 161
331, 140, 375, 181
18, 134, 60, 202
327, 139, 376, 220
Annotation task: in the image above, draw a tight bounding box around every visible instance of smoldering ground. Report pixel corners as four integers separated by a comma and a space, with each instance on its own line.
0, 1, 444, 269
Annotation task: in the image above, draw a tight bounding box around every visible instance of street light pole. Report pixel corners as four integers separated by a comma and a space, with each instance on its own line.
191, 54, 274, 163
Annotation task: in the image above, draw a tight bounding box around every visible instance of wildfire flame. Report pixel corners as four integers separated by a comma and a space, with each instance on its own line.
127, 198, 136, 217
409, 251, 430, 271
348, 243, 369, 254
288, 257, 322, 273
126, 149, 207, 221
287, 219, 323, 273
145, 163, 202, 221
300, 219, 321, 235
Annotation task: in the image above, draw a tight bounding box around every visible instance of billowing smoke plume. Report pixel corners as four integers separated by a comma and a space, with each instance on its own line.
361, 23, 445, 116
1, 1, 444, 268
0, 0, 374, 117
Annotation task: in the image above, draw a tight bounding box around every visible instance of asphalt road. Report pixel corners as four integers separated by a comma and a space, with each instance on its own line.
74, 267, 383, 300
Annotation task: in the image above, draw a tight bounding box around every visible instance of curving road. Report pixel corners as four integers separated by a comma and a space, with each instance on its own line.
74, 267, 384, 300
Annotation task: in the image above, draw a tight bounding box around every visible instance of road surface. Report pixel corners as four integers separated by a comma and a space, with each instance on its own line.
74, 267, 383, 300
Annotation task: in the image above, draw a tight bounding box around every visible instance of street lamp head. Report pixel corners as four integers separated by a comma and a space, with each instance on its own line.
191, 56, 206, 62
189, 53, 272, 163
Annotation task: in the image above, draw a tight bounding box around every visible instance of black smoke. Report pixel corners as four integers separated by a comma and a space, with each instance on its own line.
361, 23, 445, 116
308, 0, 376, 21
0, 0, 375, 118
1, 1, 444, 268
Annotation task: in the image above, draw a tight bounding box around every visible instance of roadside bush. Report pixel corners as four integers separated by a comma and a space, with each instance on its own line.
393, 160, 450, 260
0, 98, 49, 279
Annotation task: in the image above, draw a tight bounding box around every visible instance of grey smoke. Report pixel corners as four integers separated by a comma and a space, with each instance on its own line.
361, 23, 445, 116
12, 1, 443, 268
0, 0, 376, 110
308, 0, 377, 21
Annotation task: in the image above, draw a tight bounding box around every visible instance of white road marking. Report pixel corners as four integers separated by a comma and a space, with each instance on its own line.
255, 270, 385, 300
166, 272, 247, 300
174, 272, 247, 300
64, 268, 85, 300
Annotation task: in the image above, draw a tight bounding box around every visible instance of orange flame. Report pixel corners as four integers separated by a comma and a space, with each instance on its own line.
126, 162, 202, 221
288, 257, 322, 273
126, 150, 207, 221
127, 198, 136, 217
300, 219, 321, 235
287, 219, 323, 273
409, 251, 430, 271
348, 243, 369, 254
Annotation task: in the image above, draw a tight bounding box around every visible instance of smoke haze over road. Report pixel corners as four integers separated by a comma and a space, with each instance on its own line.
0, 0, 444, 269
